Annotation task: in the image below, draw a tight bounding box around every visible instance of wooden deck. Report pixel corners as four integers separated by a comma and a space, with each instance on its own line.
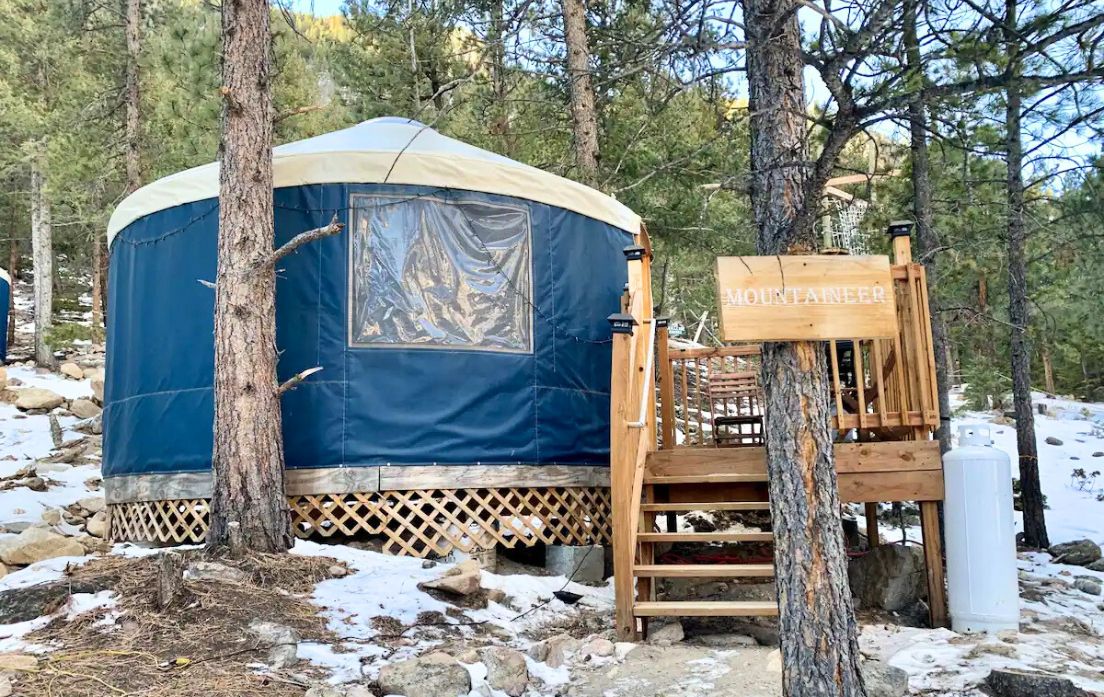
609, 229, 947, 640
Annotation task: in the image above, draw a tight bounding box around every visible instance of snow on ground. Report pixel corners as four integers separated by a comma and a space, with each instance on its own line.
854, 386, 1104, 695
293, 539, 615, 685
0, 337, 1101, 696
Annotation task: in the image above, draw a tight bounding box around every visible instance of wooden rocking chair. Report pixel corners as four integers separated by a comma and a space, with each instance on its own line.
706, 370, 764, 447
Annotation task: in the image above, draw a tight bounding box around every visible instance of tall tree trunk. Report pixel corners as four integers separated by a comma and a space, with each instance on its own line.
1042, 345, 1055, 394
561, 0, 599, 187
1004, 0, 1048, 548
904, 0, 952, 454
207, 0, 291, 554
487, 0, 514, 156
125, 0, 141, 194
744, 0, 865, 693
30, 158, 54, 369
6, 206, 16, 351
94, 0, 143, 332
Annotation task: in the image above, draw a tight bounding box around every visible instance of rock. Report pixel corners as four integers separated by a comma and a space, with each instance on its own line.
89, 413, 102, 435
421, 560, 437, 569
534, 633, 580, 668
0, 674, 10, 697
419, 559, 482, 596
69, 399, 102, 419
183, 561, 250, 584
344, 687, 374, 697
849, 544, 927, 611
40, 509, 62, 526
1048, 539, 1102, 567
1044, 436, 1063, 446
0, 527, 86, 566
248, 620, 299, 669
14, 388, 65, 411
304, 688, 343, 697
327, 564, 349, 578
691, 633, 758, 648
647, 621, 684, 646
1086, 559, 1104, 572
986, 669, 1091, 697
1073, 577, 1102, 596
454, 648, 480, 664
765, 649, 782, 673
60, 363, 84, 380
21, 477, 47, 492
90, 374, 105, 404
0, 563, 8, 580
579, 637, 616, 658
614, 642, 636, 660
77, 496, 106, 514
862, 660, 909, 697
378, 651, 471, 697
85, 511, 108, 538
481, 647, 529, 696
0, 653, 38, 671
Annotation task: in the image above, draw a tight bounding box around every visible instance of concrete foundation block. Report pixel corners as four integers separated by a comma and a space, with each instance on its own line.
546, 544, 605, 584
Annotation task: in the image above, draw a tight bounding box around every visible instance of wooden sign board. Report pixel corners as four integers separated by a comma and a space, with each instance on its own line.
715, 255, 898, 342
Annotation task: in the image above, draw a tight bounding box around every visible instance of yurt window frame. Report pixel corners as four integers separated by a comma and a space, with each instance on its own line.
346, 192, 535, 353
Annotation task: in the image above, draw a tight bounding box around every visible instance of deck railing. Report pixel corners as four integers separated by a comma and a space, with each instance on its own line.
656, 257, 939, 449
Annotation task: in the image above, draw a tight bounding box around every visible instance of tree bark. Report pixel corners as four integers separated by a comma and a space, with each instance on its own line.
561, 0, 599, 187
905, 0, 952, 454
7, 214, 17, 351
1042, 345, 1055, 394
487, 0, 514, 156
125, 0, 142, 194
1004, 0, 1048, 549
207, 0, 291, 554
744, 0, 865, 693
30, 157, 54, 369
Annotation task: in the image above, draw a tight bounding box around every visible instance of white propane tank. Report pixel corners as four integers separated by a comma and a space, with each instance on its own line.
944, 424, 1019, 634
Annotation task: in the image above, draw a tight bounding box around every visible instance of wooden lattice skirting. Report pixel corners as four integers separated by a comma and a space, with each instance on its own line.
108, 486, 612, 557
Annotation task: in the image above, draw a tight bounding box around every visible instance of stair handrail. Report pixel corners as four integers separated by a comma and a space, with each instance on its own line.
609, 241, 656, 640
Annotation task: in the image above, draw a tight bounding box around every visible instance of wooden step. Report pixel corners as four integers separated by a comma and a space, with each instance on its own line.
634, 601, 779, 617
640, 502, 770, 512
643, 473, 768, 485
637, 531, 773, 543
633, 563, 774, 578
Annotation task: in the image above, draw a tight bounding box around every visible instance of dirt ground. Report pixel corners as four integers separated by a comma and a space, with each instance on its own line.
566, 643, 781, 696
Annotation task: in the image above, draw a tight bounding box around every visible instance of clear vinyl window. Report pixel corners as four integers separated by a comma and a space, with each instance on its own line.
348, 194, 533, 352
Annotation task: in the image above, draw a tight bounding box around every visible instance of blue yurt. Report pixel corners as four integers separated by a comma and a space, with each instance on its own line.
104, 118, 641, 555
0, 268, 9, 361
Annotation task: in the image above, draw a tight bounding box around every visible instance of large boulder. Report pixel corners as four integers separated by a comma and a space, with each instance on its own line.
986, 670, 1091, 697
849, 544, 926, 611
481, 647, 529, 696
69, 399, 102, 420
90, 374, 105, 405
377, 652, 471, 697
84, 511, 108, 538
0, 528, 86, 566
1048, 540, 1102, 567
247, 620, 298, 669
418, 559, 482, 596
862, 660, 909, 697
59, 363, 84, 380
14, 388, 65, 411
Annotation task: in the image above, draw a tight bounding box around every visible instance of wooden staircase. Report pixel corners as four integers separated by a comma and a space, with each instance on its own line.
626, 448, 780, 625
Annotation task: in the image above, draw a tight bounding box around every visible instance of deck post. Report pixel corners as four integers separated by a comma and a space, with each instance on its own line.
920, 500, 948, 627
609, 313, 637, 640
864, 502, 880, 548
